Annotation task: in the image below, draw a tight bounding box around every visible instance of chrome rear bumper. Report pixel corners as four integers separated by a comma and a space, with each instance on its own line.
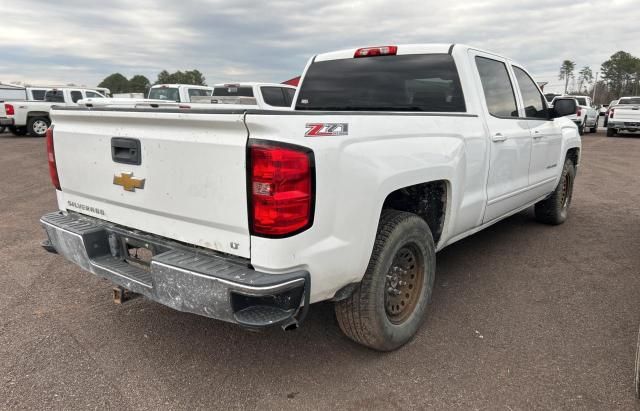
40, 211, 309, 329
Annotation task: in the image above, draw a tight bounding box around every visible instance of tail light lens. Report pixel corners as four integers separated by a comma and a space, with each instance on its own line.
45, 126, 61, 190
610, 108, 614, 118
354, 46, 397, 58
576, 107, 581, 116
4, 103, 14, 116
248, 141, 314, 237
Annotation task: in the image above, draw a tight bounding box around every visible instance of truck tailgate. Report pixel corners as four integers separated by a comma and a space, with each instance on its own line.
51, 109, 251, 258
614, 105, 640, 123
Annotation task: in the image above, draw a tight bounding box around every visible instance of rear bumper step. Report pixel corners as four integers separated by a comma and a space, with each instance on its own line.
40, 211, 310, 329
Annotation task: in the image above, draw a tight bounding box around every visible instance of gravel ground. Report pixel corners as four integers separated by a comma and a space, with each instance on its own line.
0, 123, 639, 410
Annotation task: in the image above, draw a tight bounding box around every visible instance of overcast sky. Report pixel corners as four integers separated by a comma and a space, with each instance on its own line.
0, 0, 638, 93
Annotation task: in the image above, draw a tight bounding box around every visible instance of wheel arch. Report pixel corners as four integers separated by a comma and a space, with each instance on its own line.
381, 180, 450, 246
27, 111, 50, 120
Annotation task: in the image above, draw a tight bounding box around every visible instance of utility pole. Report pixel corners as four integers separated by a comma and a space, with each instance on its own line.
592, 72, 599, 102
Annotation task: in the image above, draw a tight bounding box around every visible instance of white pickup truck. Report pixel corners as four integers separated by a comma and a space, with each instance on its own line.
1, 88, 106, 136
606, 96, 640, 136
40, 44, 580, 351
552, 95, 598, 135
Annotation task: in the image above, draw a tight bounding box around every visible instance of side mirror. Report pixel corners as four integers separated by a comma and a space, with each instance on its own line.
551, 98, 577, 118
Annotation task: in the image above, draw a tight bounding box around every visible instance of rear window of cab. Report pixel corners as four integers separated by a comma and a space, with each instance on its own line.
296, 54, 466, 112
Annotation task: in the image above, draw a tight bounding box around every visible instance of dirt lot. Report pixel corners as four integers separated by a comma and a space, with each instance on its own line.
1, 124, 639, 410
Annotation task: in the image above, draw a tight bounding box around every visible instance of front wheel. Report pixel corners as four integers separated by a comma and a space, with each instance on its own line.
534, 158, 575, 225
590, 118, 598, 133
335, 210, 435, 351
27, 116, 50, 137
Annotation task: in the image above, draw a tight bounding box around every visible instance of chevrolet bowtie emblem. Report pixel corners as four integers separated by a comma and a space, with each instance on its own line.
113, 172, 145, 192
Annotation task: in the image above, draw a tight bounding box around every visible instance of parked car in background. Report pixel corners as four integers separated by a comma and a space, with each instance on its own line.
41, 43, 581, 351
203, 82, 297, 109
552, 95, 598, 134
599, 104, 609, 116
606, 96, 640, 137
147, 84, 213, 103
0, 87, 106, 136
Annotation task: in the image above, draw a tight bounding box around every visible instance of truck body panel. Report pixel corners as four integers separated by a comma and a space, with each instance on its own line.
52, 109, 251, 257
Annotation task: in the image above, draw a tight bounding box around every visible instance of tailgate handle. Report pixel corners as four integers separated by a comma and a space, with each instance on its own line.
111, 138, 141, 165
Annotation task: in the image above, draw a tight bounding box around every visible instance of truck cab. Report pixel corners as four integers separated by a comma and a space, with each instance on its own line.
210, 83, 297, 110
147, 84, 213, 103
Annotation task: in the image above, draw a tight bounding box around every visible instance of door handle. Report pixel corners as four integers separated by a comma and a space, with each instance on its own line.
491, 133, 507, 142
532, 130, 544, 139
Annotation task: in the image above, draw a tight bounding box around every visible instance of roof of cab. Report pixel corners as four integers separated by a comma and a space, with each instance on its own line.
150, 84, 213, 89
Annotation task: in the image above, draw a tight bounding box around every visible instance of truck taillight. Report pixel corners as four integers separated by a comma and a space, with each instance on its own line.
4, 103, 14, 116
576, 107, 581, 117
248, 141, 314, 237
610, 108, 614, 118
354, 46, 397, 58
45, 126, 61, 190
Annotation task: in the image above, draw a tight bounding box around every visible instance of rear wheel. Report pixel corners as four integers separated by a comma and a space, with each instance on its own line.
606, 127, 616, 137
0, 126, 5, 134
534, 158, 575, 225
578, 119, 586, 135
590, 118, 598, 133
335, 210, 435, 351
9, 126, 27, 136
27, 116, 50, 137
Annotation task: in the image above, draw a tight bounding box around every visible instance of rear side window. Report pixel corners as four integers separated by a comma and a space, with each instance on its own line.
85, 91, 104, 98
575, 98, 587, 106
284, 88, 296, 105
188, 88, 211, 97
475, 57, 518, 118
296, 54, 465, 112
148, 87, 180, 101
512, 66, 548, 119
31, 90, 45, 100
213, 86, 254, 97
261, 87, 288, 107
44, 90, 65, 103
70, 91, 82, 103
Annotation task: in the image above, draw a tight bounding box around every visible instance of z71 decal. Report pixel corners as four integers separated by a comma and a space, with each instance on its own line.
305, 123, 349, 137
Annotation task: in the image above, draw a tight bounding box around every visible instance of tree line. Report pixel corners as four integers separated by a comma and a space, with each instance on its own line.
558, 50, 640, 104
97, 69, 206, 95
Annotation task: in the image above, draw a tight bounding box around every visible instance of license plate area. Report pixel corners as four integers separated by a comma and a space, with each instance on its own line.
107, 232, 168, 271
